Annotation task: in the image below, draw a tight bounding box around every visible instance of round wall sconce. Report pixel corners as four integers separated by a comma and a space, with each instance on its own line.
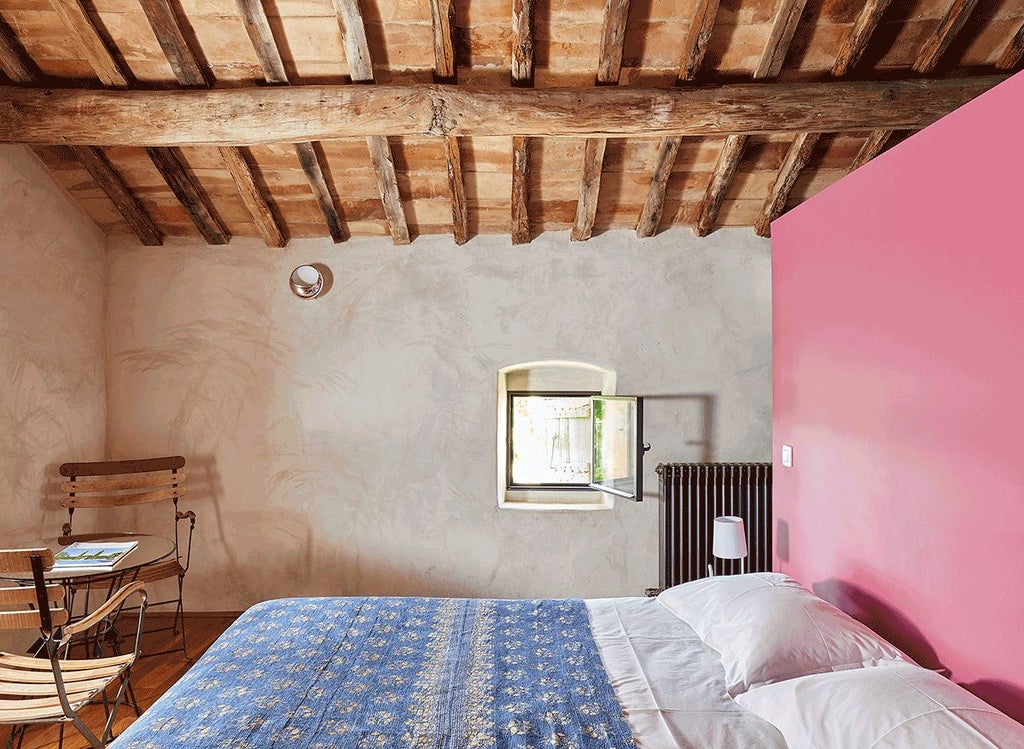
289, 265, 324, 299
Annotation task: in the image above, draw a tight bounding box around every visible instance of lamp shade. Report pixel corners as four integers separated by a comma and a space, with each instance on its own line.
712, 516, 748, 559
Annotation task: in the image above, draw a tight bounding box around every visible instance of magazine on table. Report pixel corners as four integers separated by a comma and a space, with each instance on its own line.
52, 540, 139, 570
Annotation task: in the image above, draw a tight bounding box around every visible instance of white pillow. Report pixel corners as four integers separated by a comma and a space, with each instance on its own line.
657, 573, 913, 695
735, 664, 1024, 748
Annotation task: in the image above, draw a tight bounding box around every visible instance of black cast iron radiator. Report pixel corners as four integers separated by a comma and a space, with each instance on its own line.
656, 462, 773, 589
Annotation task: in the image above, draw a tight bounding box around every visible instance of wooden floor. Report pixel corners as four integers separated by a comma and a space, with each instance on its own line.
13, 612, 237, 749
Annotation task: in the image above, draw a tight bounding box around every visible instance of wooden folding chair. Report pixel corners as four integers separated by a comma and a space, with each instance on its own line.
58, 457, 194, 659
0, 549, 146, 749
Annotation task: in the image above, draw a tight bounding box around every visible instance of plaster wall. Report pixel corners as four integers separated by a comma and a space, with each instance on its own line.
0, 145, 106, 543
104, 228, 772, 610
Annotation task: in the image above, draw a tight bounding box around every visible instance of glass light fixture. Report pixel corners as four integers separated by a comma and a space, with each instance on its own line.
289, 265, 324, 299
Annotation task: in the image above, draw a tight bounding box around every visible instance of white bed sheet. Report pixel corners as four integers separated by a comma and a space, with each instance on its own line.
586, 597, 788, 749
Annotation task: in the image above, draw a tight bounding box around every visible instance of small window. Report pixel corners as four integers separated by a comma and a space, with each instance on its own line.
507, 392, 596, 489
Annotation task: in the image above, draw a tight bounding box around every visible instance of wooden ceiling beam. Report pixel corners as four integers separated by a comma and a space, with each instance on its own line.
333, 0, 409, 245
220, 145, 285, 247
139, 0, 284, 247
71, 145, 163, 246
430, 0, 456, 82
636, 136, 682, 238
146, 147, 229, 244
47, 0, 130, 87
850, 129, 892, 172
295, 142, 346, 243
511, 136, 530, 244
511, 0, 534, 85
755, 132, 819, 237
444, 136, 468, 245
695, 135, 748, 237
572, 0, 629, 242
996, 22, 1024, 70
137, 0, 206, 87
679, 0, 720, 81
0, 21, 35, 83
832, 0, 892, 76
754, 0, 808, 79
913, 0, 981, 74
235, 0, 288, 84
0, 77, 1003, 145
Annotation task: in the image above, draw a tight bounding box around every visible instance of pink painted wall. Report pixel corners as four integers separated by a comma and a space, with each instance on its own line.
772, 71, 1024, 723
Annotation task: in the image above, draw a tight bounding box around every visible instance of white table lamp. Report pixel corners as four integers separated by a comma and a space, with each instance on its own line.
712, 515, 748, 575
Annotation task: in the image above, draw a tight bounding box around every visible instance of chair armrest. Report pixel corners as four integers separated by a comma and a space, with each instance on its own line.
60, 581, 147, 641
175, 509, 197, 571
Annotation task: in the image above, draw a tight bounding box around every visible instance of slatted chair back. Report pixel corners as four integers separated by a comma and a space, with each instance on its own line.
0, 549, 69, 632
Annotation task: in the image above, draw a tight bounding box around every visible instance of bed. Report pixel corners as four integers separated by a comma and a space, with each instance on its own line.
109, 575, 1024, 748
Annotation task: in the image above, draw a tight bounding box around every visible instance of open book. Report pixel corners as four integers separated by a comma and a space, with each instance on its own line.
52, 541, 139, 571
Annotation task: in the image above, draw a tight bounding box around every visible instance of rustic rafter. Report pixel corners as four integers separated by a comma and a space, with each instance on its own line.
754, 0, 808, 79
695, 135, 749, 237
913, 0, 982, 74
137, 0, 284, 247
850, 129, 892, 172
235, 0, 289, 84
332, 0, 374, 82
47, 0, 131, 86
511, 136, 531, 244
146, 147, 230, 245
511, 0, 534, 85
636, 136, 682, 238
444, 136, 468, 245
571, 0, 630, 242
996, 22, 1024, 70
0, 20, 36, 83
679, 0, 720, 81
71, 146, 164, 246
755, 132, 819, 237
295, 142, 346, 243
429, 0, 457, 82
0, 78, 1002, 145
832, 0, 892, 76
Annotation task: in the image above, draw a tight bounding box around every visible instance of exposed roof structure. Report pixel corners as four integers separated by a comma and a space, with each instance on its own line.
0, 0, 1019, 246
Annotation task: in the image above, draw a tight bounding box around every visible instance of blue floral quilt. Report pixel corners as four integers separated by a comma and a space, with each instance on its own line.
112, 597, 637, 748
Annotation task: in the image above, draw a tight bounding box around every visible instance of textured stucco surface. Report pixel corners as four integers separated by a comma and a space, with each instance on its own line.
104, 228, 771, 610
0, 145, 106, 542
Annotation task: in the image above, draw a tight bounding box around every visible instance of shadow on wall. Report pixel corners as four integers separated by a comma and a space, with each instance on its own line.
965, 680, 1024, 725
811, 579, 946, 673
640, 393, 716, 501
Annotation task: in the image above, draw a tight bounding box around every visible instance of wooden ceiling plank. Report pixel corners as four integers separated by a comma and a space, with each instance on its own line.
754, 0, 809, 79
220, 145, 286, 247
295, 142, 346, 243
831, 0, 892, 76
571, 136, 607, 242
444, 136, 468, 245
0, 21, 35, 83
695, 134, 748, 237
367, 135, 410, 245
511, 135, 530, 244
913, 0, 981, 74
755, 132, 819, 237
597, 0, 630, 85
235, 0, 289, 84
430, 0, 456, 82
137, 0, 206, 87
636, 136, 682, 238
996, 22, 1024, 70
0, 77, 1004, 144
679, 0, 720, 81
47, 0, 130, 87
511, 0, 534, 85
72, 146, 163, 246
571, 0, 629, 242
146, 146, 230, 245
850, 129, 892, 172
332, 0, 374, 83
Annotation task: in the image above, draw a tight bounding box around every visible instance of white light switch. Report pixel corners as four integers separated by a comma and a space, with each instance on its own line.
781, 444, 793, 468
